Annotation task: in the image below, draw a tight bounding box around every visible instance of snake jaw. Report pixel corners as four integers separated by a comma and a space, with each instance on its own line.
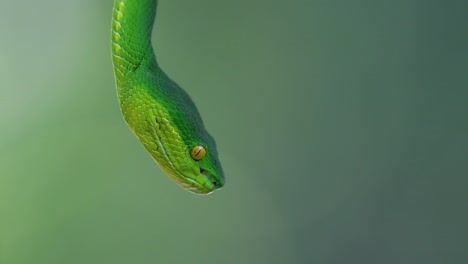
182, 174, 214, 195
178, 168, 224, 195
161, 165, 219, 195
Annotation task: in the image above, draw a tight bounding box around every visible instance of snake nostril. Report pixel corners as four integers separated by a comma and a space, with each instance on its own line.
212, 181, 217, 186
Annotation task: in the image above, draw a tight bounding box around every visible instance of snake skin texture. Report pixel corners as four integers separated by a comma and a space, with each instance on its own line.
111, 0, 224, 194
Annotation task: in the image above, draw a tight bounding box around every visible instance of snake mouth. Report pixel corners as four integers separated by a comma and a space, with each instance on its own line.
156, 153, 220, 194
181, 168, 221, 195
200, 168, 214, 186
184, 175, 213, 195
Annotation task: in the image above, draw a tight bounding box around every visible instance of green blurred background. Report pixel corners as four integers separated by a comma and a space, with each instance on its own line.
1, 0, 467, 263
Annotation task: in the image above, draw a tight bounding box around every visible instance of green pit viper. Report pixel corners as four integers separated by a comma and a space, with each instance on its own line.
111, 0, 224, 194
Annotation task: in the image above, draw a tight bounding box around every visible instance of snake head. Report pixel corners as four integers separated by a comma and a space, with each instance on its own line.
158, 140, 225, 195
182, 137, 225, 194
141, 115, 225, 195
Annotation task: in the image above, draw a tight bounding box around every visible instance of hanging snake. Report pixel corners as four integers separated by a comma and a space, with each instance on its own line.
111, 0, 225, 194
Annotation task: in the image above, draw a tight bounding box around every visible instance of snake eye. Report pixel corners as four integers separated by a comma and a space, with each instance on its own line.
190, 145, 206, 160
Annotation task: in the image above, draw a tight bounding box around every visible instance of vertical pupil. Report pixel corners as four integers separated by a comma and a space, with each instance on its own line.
191, 146, 205, 160
194, 148, 202, 157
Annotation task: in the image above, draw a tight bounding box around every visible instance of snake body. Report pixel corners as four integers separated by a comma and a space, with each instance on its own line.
111, 0, 224, 194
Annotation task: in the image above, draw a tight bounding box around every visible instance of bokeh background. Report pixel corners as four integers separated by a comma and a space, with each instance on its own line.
1, 0, 467, 263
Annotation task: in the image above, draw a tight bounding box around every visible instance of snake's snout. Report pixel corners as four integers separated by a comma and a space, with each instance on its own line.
210, 178, 224, 190
200, 168, 224, 191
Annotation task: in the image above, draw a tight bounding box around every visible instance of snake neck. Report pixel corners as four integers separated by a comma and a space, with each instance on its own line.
111, 0, 158, 86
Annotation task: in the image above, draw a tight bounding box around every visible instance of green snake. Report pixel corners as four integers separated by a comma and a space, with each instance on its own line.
111, 0, 224, 194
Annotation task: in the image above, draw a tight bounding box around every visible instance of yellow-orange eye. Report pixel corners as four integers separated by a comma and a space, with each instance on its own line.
190, 145, 206, 160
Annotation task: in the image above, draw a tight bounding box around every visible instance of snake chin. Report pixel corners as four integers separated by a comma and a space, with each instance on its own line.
183, 176, 213, 195
177, 168, 223, 195
167, 167, 220, 195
